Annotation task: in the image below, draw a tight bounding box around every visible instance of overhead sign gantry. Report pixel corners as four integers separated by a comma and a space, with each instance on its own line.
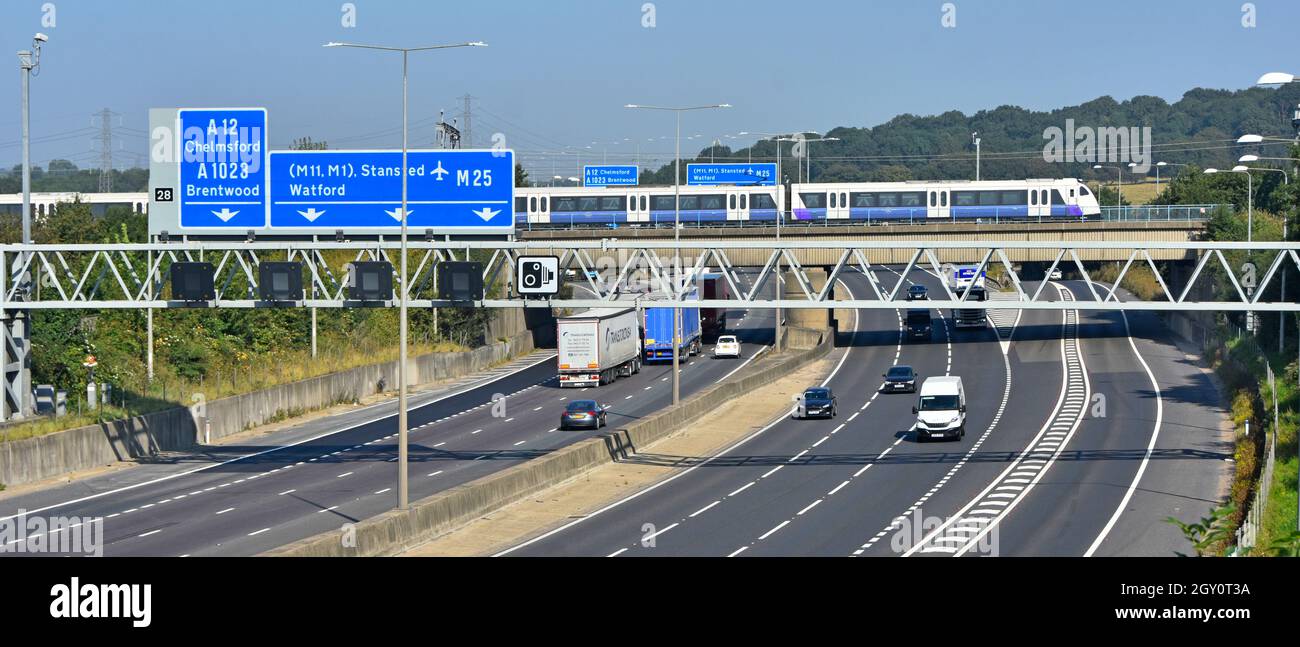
149, 107, 515, 238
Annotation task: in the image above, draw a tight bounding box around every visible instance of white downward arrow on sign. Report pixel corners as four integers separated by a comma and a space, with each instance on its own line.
298, 208, 326, 222
212, 208, 239, 222
472, 208, 501, 221
384, 207, 412, 221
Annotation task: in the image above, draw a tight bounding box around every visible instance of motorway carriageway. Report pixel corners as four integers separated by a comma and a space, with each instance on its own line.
503, 273, 1229, 557
0, 275, 776, 557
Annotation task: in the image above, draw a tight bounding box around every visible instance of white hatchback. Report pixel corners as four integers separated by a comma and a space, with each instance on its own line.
713, 335, 740, 359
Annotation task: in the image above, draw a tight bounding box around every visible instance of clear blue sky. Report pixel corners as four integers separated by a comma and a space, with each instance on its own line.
2, 0, 1298, 178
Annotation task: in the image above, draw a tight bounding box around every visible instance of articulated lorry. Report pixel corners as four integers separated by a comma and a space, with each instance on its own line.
556, 307, 641, 387
643, 291, 702, 361
949, 265, 988, 329
700, 272, 730, 338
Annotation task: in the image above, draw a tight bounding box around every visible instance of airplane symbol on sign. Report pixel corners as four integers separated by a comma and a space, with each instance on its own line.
298, 208, 326, 222
385, 207, 413, 221
212, 208, 239, 222
432, 160, 449, 181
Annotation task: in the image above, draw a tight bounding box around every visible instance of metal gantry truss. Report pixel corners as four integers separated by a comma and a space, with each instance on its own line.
0, 239, 1297, 312
0, 239, 1294, 311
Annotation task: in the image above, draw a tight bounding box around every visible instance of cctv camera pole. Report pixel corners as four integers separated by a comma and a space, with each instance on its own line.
12, 38, 42, 419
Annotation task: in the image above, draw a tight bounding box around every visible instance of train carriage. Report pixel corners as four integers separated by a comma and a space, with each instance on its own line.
789, 179, 1100, 223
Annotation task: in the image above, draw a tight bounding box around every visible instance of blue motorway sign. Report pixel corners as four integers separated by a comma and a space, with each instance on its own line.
686, 162, 776, 186
178, 108, 267, 229
583, 165, 638, 187
268, 149, 515, 231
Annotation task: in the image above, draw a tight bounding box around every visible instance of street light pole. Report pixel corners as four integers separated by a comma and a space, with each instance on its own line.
626, 103, 730, 405
325, 39, 486, 511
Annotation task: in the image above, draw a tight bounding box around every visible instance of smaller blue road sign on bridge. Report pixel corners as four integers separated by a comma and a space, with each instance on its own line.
686, 162, 776, 186
268, 149, 515, 233
583, 165, 639, 187
178, 108, 267, 229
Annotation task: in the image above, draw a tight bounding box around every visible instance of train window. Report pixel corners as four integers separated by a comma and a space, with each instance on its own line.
640, 196, 647, 211
830, 193, 838, 208
729, 195, 737, 210
929, 192, 937, 207
741, 194, 748, 209
877, 193, 899, 207
1000, 191, 1027, 205
1079, 185, 1091, 196
578, 197, 600, 211
941, 192, 948, 207
541, 197, 548, 211
700, 194, 724, 210
600, 196, 626, 211
679, 196, 699, 210
953, 191, 978, 206
752, 194, 776, 210
900, 192, 925, 207
516, 197, 527, 213
841, 193, 847, 207
552, 196, 577, 212
1070, 189, 1076, 198
529, 197, 537, 212
1052, 189, 1066, 205
800, 192, 825, 208
652, 195, 676, 211
851, 192, 876, 207
978, 192, 1000, 206
1040, 190, 1048, 205
1030, 191, 1037, 206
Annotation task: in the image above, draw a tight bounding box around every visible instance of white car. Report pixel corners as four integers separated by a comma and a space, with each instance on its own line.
712, 335, 740, 359
1048, 268, 1063, 280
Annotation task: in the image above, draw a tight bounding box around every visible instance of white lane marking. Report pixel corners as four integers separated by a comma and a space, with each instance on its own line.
375, 488, 391, 495
318, 506, 339, 513
729, 482, 756, 497
248, 528, 270, 536
608, 548, 629, 557
690, 501, 721, 518
758, 520, 790, 540
643, 522, 679, 542
138, 529, 163, 538
727, 546, 748, 557
495, 281, 861, 557
434, 442, 446, 448
337, 472, 353, 478
427, 470, 443, 477
1084, 307, 1164, 557
513, 440, 526, 446
472, 429, 483, 434
715, 344, 769, 384
0, 353, 561, 524
797, 499, 823, 516
215, 507, 235, 515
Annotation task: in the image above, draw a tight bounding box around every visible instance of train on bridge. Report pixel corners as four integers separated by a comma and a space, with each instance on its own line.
513, 178, 1102, 228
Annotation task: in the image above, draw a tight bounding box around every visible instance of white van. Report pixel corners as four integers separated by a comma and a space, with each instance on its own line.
912, 376, 966, 442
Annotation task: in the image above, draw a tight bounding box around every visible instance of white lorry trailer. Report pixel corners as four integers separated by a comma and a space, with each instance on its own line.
556, 307, 641, 387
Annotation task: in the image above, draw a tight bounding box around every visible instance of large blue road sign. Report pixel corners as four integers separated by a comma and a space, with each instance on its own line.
268, 149, 515, 232
583, 165, 638, 187
178, 108, 267, 229
686, 162, 776, 186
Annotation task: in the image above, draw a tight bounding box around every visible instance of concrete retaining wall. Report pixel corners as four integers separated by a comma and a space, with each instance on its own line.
0, 329, 536, 488
264, 328, 832, 557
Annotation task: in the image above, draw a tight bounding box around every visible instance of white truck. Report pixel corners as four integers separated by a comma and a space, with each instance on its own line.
912, 376, 967, 442
556, 307, 641, 388
949, 265, 987, 329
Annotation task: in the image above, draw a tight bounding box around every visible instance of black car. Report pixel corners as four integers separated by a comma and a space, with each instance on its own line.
796, 387, 837, 419
882, 365, 917, 392
906, 285, 929, 301
560, 400, 608, 430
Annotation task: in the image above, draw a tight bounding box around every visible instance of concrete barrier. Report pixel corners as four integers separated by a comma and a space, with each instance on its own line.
0, 330, 536, 488
264, 327, 832, 557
